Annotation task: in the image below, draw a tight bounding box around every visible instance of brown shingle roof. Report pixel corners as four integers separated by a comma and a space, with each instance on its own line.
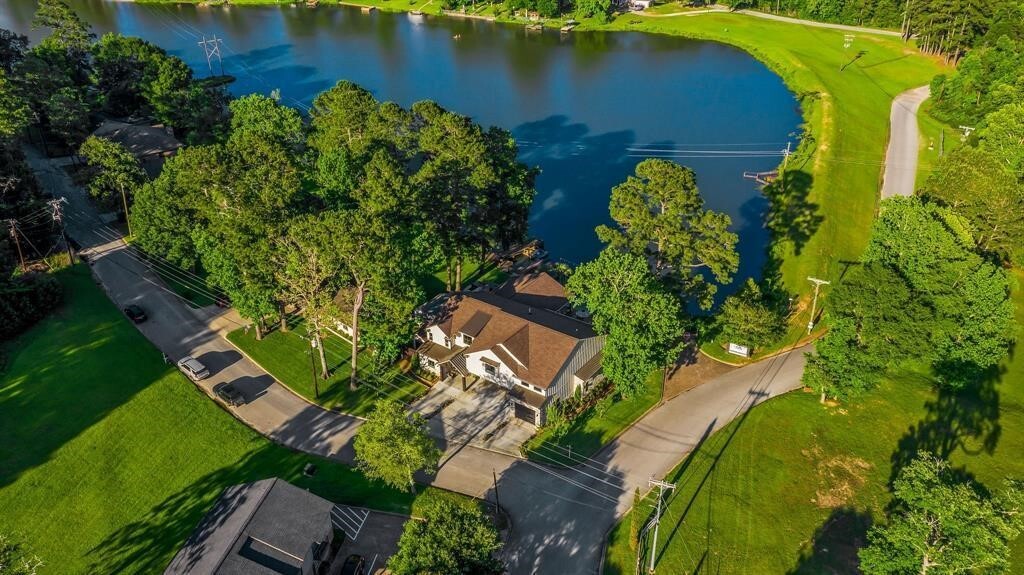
92, 120, 182, 159
429, 291, 596, 389
498, 271, 568, 311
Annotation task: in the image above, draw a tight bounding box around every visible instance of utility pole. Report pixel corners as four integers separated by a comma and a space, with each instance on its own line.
7, 219, 25, 272
647, 478, 676, 574
492, 469, 501, 511
806, 276, 830, 335
781, 141, 792, 171
198, 35, 224, 77
47, 198, 75, 266
120, 183, 133, 238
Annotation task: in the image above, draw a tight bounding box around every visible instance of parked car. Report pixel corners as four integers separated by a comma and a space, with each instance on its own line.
123, 304, 147, 323
176, 356, 210, 381
339, 554, 365, 575
214, 383, 244, 406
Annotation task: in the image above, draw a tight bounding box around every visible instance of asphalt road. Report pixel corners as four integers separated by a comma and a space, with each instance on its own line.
881, 85, 931, 199
27, 147, 809, 574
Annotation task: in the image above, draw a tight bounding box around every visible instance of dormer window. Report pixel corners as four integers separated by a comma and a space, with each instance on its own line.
461, 334, 474, 345
427, 330, 434, 341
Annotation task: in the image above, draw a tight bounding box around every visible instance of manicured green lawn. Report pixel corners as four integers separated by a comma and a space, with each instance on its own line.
524, 372, 663, 466
418, 259, 510, 300
915, 99, 963, 188
0, 266, 452, 574
604, 269, 1024, 574
227, 323, 426, 417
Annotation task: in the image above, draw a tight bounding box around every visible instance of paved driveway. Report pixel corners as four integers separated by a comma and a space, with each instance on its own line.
413, 379, 534, 456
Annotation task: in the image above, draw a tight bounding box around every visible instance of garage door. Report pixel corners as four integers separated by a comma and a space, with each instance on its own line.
513, 402, 536, 424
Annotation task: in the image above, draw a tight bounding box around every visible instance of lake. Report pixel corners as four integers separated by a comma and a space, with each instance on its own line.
0, 0, 802, 296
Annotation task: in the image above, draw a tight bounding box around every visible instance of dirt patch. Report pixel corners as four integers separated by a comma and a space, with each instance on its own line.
664, 344, 737, 399
803, 445, 873, 508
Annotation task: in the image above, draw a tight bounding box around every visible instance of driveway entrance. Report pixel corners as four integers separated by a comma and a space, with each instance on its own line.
412, 379, 534, 456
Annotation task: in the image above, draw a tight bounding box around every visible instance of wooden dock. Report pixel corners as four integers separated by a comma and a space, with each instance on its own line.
743, 170, 779, 186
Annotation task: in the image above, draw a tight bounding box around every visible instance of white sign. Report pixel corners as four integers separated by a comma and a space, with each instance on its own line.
727, 343, 751, 358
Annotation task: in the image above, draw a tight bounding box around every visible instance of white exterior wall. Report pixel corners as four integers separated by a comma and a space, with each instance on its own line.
464, 349, 521, 389
425, 325, 452, 348
548, 336, 605, 400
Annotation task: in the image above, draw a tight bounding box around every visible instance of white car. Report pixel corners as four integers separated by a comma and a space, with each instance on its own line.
177, 356, 211, 381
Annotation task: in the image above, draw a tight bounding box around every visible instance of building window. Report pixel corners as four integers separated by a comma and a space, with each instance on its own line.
427, 330, 434, 341
462, 334, 474, 345
483, 363, 496, 378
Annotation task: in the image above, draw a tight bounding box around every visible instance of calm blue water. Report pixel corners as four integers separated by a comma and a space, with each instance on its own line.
1, 0, 802, 295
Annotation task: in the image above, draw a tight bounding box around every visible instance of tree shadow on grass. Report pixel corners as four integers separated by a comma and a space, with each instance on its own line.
888, 363, 1004, 489
787, 507, 873, 575
762, 169, 821, 256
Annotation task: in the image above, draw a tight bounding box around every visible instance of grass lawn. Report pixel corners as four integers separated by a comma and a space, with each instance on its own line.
227, 322, 426, 417
418, 258, 509, 300
915, 99, 963, 188
604, 268, 1024, 574
524, 371, 663, 466
0, 266, 457, 574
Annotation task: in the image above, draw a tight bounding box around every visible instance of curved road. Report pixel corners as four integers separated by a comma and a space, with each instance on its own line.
30, 146, 809, 574
881, 85, 931, 198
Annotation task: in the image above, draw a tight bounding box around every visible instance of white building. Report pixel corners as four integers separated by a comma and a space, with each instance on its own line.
417, 273, 604, 426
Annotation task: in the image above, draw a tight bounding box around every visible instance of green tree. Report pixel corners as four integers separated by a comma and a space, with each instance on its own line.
335, 150, 426, 389
388, 497, 503, 575
78, 136, 147, 222
42, 86, 89, 148
859, 453, 1024, 575
90, 34, 166, 116
413, 101, 497, 291
0, 533, 42, 575
804, 197, 1015, 401
0, 29, 29, 74
353, 399, 440, 494
229, 93, 305, 154
273, 213, 344, 378
0, 71, 29, 140
309, 80, 382, 158
978, 103, 1024, 177
597, 158, 738, 310
567, 248, 683, 398
31, 0, 93, 79
920, 146, 1024, 261
574, 0, 611, 19
715, 278, 787, 352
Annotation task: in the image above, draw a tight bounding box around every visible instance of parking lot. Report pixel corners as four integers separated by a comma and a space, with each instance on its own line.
329, 506, 408, 575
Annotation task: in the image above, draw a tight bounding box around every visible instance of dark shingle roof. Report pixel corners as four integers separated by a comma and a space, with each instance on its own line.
164, 478, 333, 575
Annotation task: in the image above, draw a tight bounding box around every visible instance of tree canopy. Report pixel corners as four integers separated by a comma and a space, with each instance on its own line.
803, 196, 1015, 401
353, 399, 441, 494
388, 497, 503, 575
859, 453, 1024, 575
596, 158, 738, 310
567, 248, 683, 398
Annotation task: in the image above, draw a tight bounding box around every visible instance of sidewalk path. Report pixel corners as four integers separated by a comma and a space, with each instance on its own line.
27, 146, 809, 574
636, 5, 903, 36
881, 85, 930, 198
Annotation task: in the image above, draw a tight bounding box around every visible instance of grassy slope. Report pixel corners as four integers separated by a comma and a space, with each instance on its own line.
605, 269, 1024, 574
524, 371, 663, 465
227, 322, 426, 417
915, 99, 963, 188
0, 266, 454, 574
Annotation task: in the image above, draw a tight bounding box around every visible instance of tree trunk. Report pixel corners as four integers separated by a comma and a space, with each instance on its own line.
446, 260, 453, 292
409, 471, 417, 494
279, 303, 289, 332
820, 390, 826, 404
455, 256, 463, 292
315, 328, 329, 379
255, 318, 265, 341
349, 283, 365, 391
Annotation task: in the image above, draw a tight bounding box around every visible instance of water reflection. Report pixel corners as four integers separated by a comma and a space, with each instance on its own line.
0, 0, 801, 297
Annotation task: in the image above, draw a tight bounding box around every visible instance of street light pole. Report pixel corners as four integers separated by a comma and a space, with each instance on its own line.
806, 276, 831, 335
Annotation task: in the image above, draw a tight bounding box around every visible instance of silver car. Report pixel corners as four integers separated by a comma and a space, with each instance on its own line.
177, 356, 210, 381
